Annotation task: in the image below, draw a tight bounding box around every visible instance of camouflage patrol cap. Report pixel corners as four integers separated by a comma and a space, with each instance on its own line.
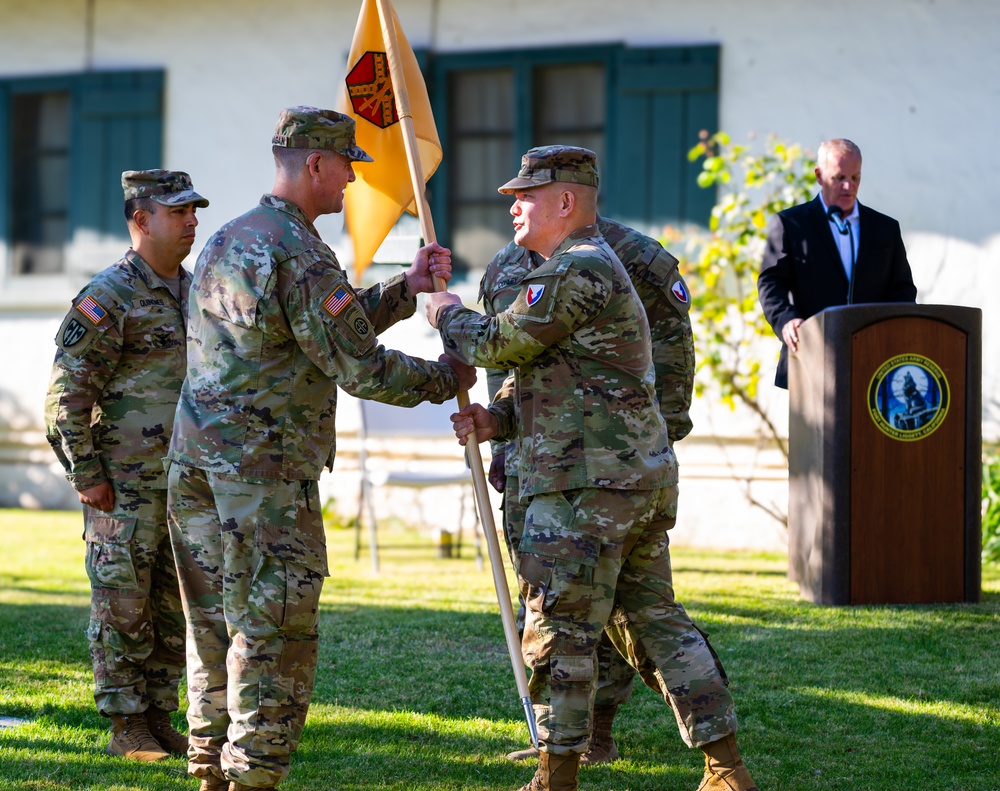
498, 145, 599, 194
271, 105, 374, 162
122, 170, 209, 207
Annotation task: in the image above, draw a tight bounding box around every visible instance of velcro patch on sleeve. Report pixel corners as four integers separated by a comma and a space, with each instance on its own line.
315, 276, 376, 359
341, 303, 371, 341
670, 278, 689, 304
57, 289, 116, 352
323, 285, 354, 317
60, 318, 89, 348
508, 275, 559, 323
76, 295, 109, 325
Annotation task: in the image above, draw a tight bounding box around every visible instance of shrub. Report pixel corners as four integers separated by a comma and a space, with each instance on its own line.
681, 131, 816, 459
984, 451, 1000, 564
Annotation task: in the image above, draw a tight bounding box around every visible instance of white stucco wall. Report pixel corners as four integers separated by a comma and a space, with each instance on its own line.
1, 0, 997, 254
0, 0, 995, 540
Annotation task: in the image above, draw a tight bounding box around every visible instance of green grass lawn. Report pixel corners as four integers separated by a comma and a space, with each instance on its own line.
1, 508, 998, 791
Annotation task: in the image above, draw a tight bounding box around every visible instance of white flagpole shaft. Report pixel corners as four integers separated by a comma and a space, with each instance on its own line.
373, 0, 537, 748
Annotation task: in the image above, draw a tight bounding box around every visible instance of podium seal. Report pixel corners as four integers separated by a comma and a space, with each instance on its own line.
867, 353, 950, 441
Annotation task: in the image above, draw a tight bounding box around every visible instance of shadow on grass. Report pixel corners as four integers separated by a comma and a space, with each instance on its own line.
2, 567, 998, 790
286, 714, 701, 791
0, 727, 190, 791
278, 687, 1000, 791
672, 565, 789, 579
0, 579, 89, 598
0, 601, 90, 668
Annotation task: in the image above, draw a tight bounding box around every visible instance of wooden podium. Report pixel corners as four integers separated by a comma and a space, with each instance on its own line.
788, 304, 982, 605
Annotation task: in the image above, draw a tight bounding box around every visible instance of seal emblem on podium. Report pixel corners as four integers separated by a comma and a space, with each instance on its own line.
867, 353, 950, 441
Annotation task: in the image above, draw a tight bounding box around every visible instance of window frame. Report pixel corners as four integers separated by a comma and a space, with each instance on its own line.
427, 44, 618, 254
424, 43, 719, 270
0, 69, 163, 294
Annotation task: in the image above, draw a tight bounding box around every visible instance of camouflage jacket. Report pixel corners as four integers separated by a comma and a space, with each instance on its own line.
439, 223, 676, 499
480, 217, 695, 474
45, 249, 189, 491
168, 194, 459, 481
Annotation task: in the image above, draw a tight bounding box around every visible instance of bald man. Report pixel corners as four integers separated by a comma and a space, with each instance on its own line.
758, 138, 917, 388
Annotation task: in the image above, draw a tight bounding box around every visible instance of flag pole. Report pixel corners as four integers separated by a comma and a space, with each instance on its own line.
373, 0, 538, 750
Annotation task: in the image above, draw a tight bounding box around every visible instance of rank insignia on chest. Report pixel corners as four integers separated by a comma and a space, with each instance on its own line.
76, 295, 108, 324
526, 284, 545, 306
323, 285, 354, 317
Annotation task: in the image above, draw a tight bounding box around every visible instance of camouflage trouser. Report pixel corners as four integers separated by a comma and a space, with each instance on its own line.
503, 478, 636, 709
166, 463, 329, 788
83, 483, 185, 717
515, 485, 737, 755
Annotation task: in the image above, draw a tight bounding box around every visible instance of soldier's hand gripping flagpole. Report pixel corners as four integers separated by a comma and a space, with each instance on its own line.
370, 0, 538, 749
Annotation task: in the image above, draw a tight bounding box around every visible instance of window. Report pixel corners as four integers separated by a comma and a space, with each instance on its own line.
0, 70, 163, 278
10, 92, 71, 275
449, 67, 517, 273
426, 45, 719, 272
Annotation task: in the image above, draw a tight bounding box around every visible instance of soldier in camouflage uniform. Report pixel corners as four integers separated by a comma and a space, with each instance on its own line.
481, 215, 696, 765
165, 107, 475, 791
426, 147, 757, 791
45, 170, 209, 762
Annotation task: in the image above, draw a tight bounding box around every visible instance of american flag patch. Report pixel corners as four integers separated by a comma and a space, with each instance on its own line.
323, 286, 353, 317
76, 295, 108, 324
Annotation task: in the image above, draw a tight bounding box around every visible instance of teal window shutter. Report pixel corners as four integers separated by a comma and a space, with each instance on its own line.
71, 70, 164, 242
607, 45, 719, 230
1, 69, 164, 266
421, 45, 719, 273
0, 82, 10, 253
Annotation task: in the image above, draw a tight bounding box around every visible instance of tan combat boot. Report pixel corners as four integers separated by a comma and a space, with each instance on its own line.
198, 776, 229, 791
579, 704, 620, 765
145, 707, 188, 756
107, 713, 170, 762
517, 752, 580, 791
697, 734, 758, 791
508, 704, 621, 765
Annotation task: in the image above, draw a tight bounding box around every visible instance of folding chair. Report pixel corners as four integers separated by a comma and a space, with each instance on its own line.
354, 398, 482, 573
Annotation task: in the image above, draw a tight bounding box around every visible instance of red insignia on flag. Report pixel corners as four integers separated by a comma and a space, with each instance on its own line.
346, 52, 399, 129
324, 286, 354, 317
76, 295, 108, 324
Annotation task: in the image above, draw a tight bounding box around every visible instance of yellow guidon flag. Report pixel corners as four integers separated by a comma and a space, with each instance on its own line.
340, 0, 443, 278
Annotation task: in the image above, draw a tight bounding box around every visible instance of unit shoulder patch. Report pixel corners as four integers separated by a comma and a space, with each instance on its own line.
61, 318, 88, 347
508, 273, 561, 323
670, 279, 689, 304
